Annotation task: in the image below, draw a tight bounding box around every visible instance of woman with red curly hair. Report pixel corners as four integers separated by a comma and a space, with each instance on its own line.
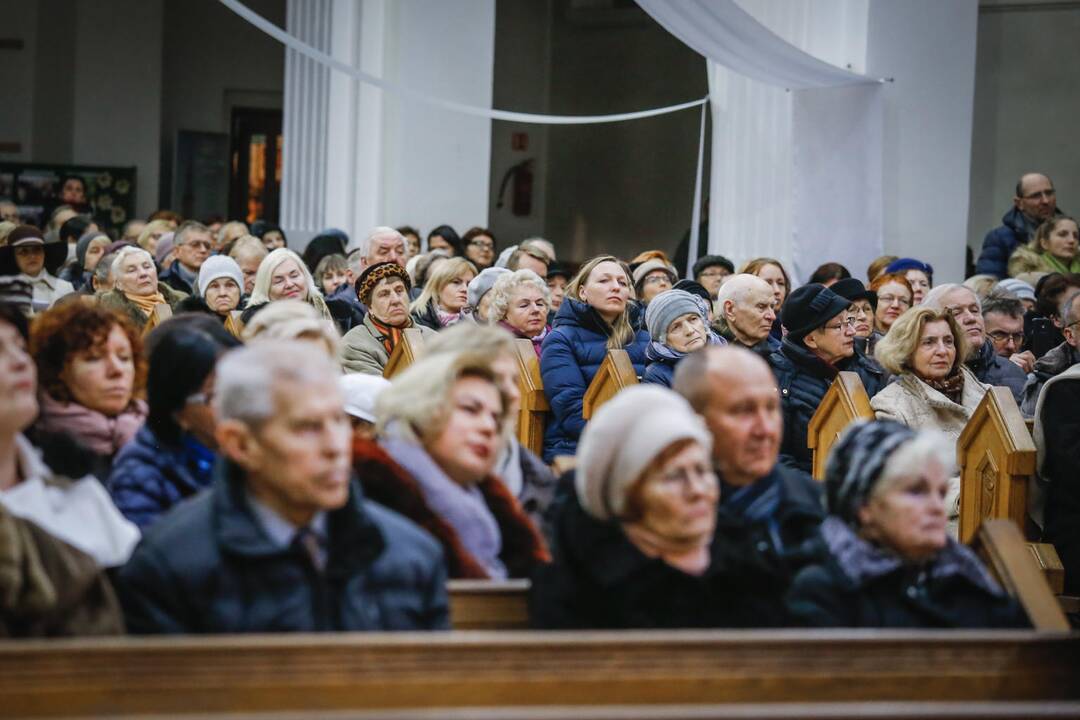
30, 302, 147, 478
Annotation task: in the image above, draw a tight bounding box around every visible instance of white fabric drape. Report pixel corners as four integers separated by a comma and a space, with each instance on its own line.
639, 0, 884, 284
636, 0, 872, 90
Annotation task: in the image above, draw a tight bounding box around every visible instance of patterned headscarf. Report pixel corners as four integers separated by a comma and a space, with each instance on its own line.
824, 419, 917, 526
355, 261, 411, 305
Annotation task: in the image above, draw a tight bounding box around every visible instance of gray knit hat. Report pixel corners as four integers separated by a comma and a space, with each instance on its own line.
467, 266, 511, 308
576, 384, 712, 521
197, 255, 244, 297
644, 289, 706, 343
824, 419, 916, 526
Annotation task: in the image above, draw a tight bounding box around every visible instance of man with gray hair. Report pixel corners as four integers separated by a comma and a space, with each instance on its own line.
117, 341, 449, 633
1022, 289, 1080, 415
714, 274, 779, 358
357, 226, 407, 272
922, 283, 1026, 406
160, 220, 213, 295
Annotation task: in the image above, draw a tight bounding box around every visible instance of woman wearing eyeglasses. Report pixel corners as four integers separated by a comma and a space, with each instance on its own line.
869, 272, 913, 334
871, 307, 990, 538
767, 285, 886, 474
462, 227, 497, 271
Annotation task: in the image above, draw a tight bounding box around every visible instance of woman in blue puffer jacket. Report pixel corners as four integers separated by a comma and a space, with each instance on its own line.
540, 255, 649, 462
108, 315, 240, 530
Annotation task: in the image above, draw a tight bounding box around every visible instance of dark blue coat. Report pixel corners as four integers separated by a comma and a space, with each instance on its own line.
108, 426, 216, 530
769, 339, 886, 474
966, 338, 1027, 408
116, 462, 449, 634
539, 299, 649, 462
158, 262, 195, 295
641, 342, 679, 388
975, 207, 1034, 278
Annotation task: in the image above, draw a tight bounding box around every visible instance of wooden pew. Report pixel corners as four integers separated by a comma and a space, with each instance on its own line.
957, 387, 1037, 544
449, 579, 530, 630
807, 372, 874, 481
973, 519, 1070, 631
582, 348, 638, 420
2, 630, 1077, 718
514, 338, 548, 457
141, 303, 173, 337
382, 328, 426, 379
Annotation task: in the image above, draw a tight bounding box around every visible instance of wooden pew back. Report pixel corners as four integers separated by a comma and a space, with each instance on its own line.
582, 348, 638, 420
957, 387, 1037, 544
807, 372, 874, 481
382, 328, 426, 379
449, 579, 530, 630
2, 631, 1077, 718
514, 339, 548, 456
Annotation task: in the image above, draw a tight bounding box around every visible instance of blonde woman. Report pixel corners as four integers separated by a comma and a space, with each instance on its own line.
872, 306, 990, 536
1008, 216, 1080, 277
135, 219, 177, 256
410, 256, 477, 330
242, 299, 341, 361
539, 255, 650, 462
486, 269, 551, 356
241, 247, 331, 324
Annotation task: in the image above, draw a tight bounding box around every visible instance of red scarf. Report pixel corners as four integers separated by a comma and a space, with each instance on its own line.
369, 315, 410, 355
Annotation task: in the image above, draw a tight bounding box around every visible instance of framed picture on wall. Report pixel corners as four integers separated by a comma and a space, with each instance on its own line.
0, 162, 137, 232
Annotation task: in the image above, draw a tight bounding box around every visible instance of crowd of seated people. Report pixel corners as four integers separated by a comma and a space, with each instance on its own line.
2, 182, 1078, 639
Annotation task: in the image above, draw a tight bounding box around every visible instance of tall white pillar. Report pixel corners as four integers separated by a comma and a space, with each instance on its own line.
281, 0, 494, 251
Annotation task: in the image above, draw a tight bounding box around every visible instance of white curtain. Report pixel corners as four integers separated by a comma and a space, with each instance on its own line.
638, 0, 883, 284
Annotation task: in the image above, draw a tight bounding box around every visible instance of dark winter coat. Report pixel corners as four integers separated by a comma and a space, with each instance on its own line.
410, 299, 443, 331
529, 486, 787, 629
108, 426, 216, 530
769, 338, 886, 473
641, 341, 679, 388
1022, 340, 1080, 416
539, 298, 650, 462
350, 438, 550, 579
967, 338, 1027, 408
158, 263, 196, 295
1037, 367, 1080, 594
718, 463, 826, 585
97, 283, 188, 331
975, 207, 1037, 278
116, 461, 449, 633
787, 517, 1029, 628
715, 320, 780, 361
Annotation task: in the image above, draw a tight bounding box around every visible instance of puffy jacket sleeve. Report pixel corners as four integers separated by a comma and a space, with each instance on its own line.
108, 455, 169, 531
540, 330, 590, 443
641, 362, 672, 388
785, 564, 857, 627
974, 227, 1013, 278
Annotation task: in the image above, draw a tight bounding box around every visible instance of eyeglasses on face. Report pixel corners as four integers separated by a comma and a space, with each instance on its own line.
468, 240, 494, 250
877, 294, 910, 308
987, 331, 1024, 345
822, 318, 857, 332
1021, 189, 1056, 201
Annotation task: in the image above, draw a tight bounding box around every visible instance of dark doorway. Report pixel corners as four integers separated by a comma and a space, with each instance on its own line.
229, 108, 282, 224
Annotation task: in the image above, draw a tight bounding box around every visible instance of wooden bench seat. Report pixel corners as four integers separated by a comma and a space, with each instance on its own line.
1, 630, 1077, 717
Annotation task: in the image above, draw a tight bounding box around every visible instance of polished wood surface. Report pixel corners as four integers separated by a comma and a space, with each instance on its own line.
449, 579, 530, 630
382, 328, 426, 379
514, 338, 549, 457
807, 372, 874, 481
1, 631, 1077, 717
957, 387, 1037, 544
973, 520, 1069, 631
582, 348, 637, 420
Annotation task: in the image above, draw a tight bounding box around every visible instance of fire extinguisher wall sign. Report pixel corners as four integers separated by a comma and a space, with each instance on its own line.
496, 158, 534, 217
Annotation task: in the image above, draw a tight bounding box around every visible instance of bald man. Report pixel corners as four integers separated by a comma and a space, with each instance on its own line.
674, 346, 824, 589
714, 274, 780, 359
976, 172, 1060, 278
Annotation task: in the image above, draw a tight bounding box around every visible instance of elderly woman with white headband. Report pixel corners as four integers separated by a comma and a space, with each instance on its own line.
241, 247, 332, 325
98, 245, 187, 330
787, 420, 1028, 629
530, 384, 784, 629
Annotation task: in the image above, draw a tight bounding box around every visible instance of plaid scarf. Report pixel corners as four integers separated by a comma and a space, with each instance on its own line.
369, 315, 410, 356
922, 367, 964, 404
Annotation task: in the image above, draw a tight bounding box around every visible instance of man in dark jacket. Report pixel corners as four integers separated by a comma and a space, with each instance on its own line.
159, 221, 212, 295
1035, 364, 1080, 594
975, 172, 1058, 278
116, 341, 448, 633
1022, 290, 1080, 415
767, 285, 886, 473
674, 347, 826, 588
922, 284, 1028, 408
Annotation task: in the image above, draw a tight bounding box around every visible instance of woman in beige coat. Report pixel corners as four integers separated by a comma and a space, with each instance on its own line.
871, 307, 989, 537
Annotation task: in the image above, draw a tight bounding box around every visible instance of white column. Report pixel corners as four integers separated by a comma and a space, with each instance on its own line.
281, 0, 332, 248
282, 0, 494, 251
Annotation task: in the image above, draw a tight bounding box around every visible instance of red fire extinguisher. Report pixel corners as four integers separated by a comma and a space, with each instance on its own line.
496, 159, 533, 217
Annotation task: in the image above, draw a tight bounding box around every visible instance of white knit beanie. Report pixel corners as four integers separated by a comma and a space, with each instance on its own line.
197, 255, 244, 297
575, 384, 712, 521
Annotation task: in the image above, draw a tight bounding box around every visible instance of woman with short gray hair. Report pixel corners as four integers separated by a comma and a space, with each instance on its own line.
98, 246, 187, 330
787, 420, 1027, 628
486, 269, 550, 356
